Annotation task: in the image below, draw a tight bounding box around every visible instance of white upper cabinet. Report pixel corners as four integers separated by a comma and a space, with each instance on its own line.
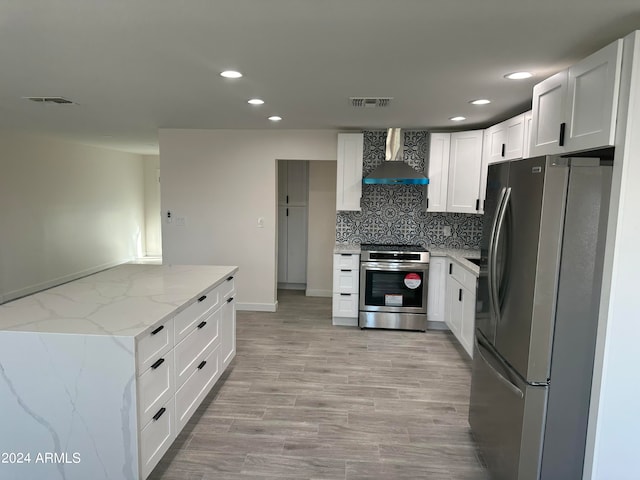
447, 130, 485, 214
565, 39, 623, 152
427, 131, 484, 214
530, 39, 623, 156
483, 113, 526, 165
426, 133, 450, 212
523, 110, 533, 158
336, 133, 364, 211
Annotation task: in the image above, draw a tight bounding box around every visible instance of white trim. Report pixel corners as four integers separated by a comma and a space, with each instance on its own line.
236, 302, 278, 312
305, 289, 332, 297
1, 258, 133, 305
332, 316, 358, 327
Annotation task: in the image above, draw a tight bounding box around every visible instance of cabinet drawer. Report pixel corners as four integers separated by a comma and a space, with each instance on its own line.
333, 268, 359, 294
333, 253, 360, 270
139, 397, 176, 480
137, 318, 174, 374
175, 343, 221, 431
138, 349, 174, 428
175, 307, 221, 390
448, 260, 477, 292
174, 286, 221, 344
332, 293, 359, 318
219, 274, 236, 300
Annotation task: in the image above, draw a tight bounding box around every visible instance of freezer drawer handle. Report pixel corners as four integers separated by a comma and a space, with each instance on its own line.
475, 337, 524, 399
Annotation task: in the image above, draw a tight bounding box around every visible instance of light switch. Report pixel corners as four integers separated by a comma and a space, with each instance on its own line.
257, 217, 264, 228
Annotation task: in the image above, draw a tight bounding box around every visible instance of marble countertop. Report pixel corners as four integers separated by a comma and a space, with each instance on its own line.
0, 264, 238, 337
334, 243, 361, 254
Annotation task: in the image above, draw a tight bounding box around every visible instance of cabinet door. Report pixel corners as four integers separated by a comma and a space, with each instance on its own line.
447, 130, 484, 214
484, 123, 507, 165
285, 205, 307, 284
445, 273, 463, 338
426, 133, 450, 212
565, 39, 623, 152
504, 113, 525, 160
336, 133, 364, 211
220, 296, 236, 370
530, 70, 568, 156
522, 110, 533, 159
427, 257, 446, 324
459, 285, 476, 358
286, 160, 308, 206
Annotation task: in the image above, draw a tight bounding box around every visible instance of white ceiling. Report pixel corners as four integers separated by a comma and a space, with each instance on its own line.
1, 0, 639, 154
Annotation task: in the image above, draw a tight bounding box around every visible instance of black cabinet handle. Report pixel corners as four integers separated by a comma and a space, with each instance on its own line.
197, 360, 207, 370
286, 195, 289, 204
459, 289, 463, 302
341, 269, 351, 272
197, 321, 207, 329
227, 297, 234, 303
152, 407, 166, 421
559, 122, 566, 146
150, 325, 164, 335
449, 264, 453, 275
286, 208, 289, 216
475, 199, 480, 211
483, 200, 486, 211
426, 198, 429, 209
227, 276, 234, 281
198, 295, 207, 302
501, 143, 506, 157
151, 358, 165, 370
340, 253, 352, 257
340, 293, 351, 296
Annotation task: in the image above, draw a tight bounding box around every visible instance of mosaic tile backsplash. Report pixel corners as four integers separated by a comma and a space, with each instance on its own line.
336, 130, 483, 249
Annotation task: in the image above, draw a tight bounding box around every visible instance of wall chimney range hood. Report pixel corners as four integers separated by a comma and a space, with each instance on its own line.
363, 128, 429, 185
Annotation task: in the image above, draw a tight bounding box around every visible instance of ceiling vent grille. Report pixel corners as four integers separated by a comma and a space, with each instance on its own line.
23, 96, 76, 105
350, 97, 393, 108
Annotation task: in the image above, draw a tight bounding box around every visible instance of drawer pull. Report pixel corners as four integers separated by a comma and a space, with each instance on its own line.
197, 321, 207, 329
197, 360, 207, 370
340, 253, 352, 256
151, 358, 165, 370
340, 293, 351, 296
227, 276, 234, 281
226, 297, 234, 303
341, 269, 351, 272
198, 295, 207, 302
152, 407, 166, 421
150, 325, 164, 335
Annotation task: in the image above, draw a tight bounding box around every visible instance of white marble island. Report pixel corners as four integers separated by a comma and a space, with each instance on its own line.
0, 264, 238, 480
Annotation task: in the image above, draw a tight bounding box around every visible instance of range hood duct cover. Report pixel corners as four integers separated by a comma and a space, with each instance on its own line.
363, 128, 429, 185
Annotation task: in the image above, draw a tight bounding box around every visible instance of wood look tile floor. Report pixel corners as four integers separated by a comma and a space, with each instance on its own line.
150, 290, 489, 480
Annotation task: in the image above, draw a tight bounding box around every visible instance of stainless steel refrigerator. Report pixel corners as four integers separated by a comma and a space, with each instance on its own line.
469, 155, 612, 480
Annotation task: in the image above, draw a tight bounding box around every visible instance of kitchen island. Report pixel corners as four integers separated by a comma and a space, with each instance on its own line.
0, 263, 238, 480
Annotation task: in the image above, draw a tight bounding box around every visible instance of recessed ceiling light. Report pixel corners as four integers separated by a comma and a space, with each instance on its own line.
248, 98, 264, 105
268, 116, 282, 122
220, 70, 243, 78
504, 71, 533, 80
470, 99, 491, 105
450, 116, 466, 122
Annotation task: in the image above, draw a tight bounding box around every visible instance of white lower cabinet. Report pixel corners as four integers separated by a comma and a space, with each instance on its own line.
332, 253, 360, 326
427, 257, 446, 325
444, 258, 477, 358
137, 275, 236, 478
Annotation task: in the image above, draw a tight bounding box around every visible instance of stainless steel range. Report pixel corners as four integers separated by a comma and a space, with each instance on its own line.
359, 244, 430, 331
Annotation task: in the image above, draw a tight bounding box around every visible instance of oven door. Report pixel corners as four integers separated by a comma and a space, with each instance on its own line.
359, 262, 429, 314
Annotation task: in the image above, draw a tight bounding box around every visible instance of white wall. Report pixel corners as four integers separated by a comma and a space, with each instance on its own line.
0, 133, 145, 304
306, 161, 337, 297
159, 129, 337, 311
143, 155, 162, 256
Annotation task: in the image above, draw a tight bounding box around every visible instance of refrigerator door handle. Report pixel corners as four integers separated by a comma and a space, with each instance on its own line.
475, 335, 524, 399
489, 187, 510, 323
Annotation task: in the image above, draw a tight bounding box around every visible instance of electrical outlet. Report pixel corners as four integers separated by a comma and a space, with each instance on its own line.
176, 217, 186, 227
443, 225, 452, 237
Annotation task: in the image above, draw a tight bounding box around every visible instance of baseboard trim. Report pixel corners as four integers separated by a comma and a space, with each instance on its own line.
236, 302, 278, 312
305, 289, 332, 298
278, 283, 306, 291
332, 316, 358, 327
426, 320, 450, 331
1, 258, 133, 305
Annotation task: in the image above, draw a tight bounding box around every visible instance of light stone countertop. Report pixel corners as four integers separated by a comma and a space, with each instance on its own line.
0, 264, 238, 337
334, 243, 361, 254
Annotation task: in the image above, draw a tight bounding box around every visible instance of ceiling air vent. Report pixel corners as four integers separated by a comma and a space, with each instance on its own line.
350, 97, 393, 108
23, 96, 76, 105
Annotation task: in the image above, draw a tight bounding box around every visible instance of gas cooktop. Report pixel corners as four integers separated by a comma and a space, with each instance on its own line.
360, 244, 428, 253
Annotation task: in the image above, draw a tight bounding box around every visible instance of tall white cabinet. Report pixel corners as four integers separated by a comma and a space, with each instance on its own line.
530, 39, 623, 156
278, 160, 308, 288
